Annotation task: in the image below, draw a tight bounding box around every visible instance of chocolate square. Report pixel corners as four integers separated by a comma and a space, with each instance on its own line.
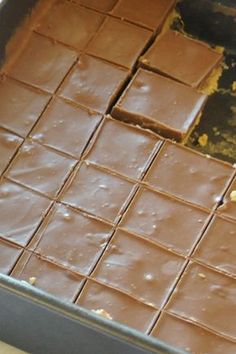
31, 98, 102, 158
69, 0, 117, 13
112, 69, 207, 141
59, 54, 129, 113
193, 215, 236, 277
144, 142, 234, 210
10, 33, 77, 93
0, 77, 50, 137
36, 1, 104, 50
61, 162, 136, 222
92, 229, 185, 307
0, 128, 23, 175
0, 179, 51, 246
30, 203, 113, 275
85, 117, 161, 179
217, 176, 236, 221
86, 17, 151, 69
120, 186, 210, 255
140, 30, 222, 87
166, 262, 236, 339
76, 280, 157, 332
11, 251, 85, 301
7, 141, 76, 198
0, 239, 22, 275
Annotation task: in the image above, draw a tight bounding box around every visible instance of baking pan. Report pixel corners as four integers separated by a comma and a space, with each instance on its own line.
0, 0, 235, 353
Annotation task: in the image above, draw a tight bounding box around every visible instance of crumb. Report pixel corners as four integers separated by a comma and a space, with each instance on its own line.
214, 46, 224, 54
198, 134, 208, 147
92, 309, 113, 320
198, 273, 206, 279
230, 190, 236, 202
28, 276, 37, 285
140, 57, 149, 65
84, 160, 90, 166
232, 81, 236, 92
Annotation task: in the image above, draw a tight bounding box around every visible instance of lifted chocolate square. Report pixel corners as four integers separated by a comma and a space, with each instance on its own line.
0, 77, 50, 137
85, 117, 161, 179
7, 141, 76, 198
9, 33, 77, 93
166, 262, 236, 339
36, 1, 104, 50
140, 30, 222, 88
86, 17, 152, 69
217, 176, 236, 221
76, 280, 157, 332
11, 251, 85, 301
144, 142, 234, 210
61, 162, 137, 223
120, 186, 210, 255
69, 0, 117, 13
59, 54, 129, 113
152, 312, 236, 354
0, 239, 23, 275
0, 179, 51, 246
0, 128, 23, 175
31, 98, 102, 158
112, 69, 207, 141
30, 203, 113, 275
111, 0, 176, 31
193, 215, 236, 277
92, 228, 185, 307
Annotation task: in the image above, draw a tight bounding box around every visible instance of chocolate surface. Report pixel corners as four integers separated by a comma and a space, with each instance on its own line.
0, 128, 22, 175
36, 1, 104, 50
0, 77, 50, 137
166, 262, 236, 339
144, 141, 234, 210
9, 33, 77, 93
86, 17, 152, 69
120, 186, 210, 255
29, 203, 113, 275
59, 54, 128, 113
7, 141, 76, 198
152, 312, 236, 354
11, 251, 85, 301
92, 228, 185, 307
112, 69, 207, 141
140, 30, 222, 87
61, 162, 137, 222
76, 280, 157, 332
217, 176, 236, 221
85, 116, 161, 179
0, 239, 22, 275
193, 215, 236, 277
31, 97, 102, 158
70, 0, 117, 13
0, 179, 51, 246
111, 0, 175, 31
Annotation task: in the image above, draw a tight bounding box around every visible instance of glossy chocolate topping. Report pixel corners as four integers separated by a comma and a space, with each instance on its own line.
86, 17, 152, 69
76, 280, 157, 333
85, 116, 161, 179
0, 239, 22, 275
144, 141, 234, 210
61, 162, 137, 222
30, 203, 113, 275
36, 1, 104, 50
59, 54, 128, 113
0, 128, 22, 175
166, 262, 236, 340
69, 0, 117, 13
152, 312, 236, 354
120, 186, 210, 255
111, 0, 176, 31
112, 69, 207, 141
92, 228, 185, 307
0, 77, 50, 137
140, 30, 222, 87
193, 215, 236, 277
7, 140, 76, 198
0, 179, 51, 246
218, 176, 236, 221
9, 32, 77, 93
11, 251, 85, 301
31, 97, 102, 158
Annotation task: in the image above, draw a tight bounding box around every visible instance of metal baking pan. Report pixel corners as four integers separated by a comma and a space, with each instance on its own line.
0, 0, 235, 353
